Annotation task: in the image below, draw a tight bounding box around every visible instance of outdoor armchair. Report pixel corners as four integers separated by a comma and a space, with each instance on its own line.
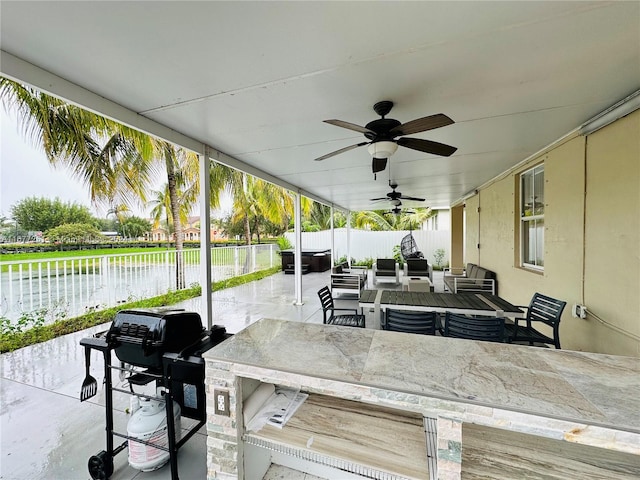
331, 262, 368, 299
403, 258, 433, 282
443, 312, 505, 342
373, 258, 399, 285
504, 292, 566, 349
383, 309, 437, 335
317, 286, 365, 328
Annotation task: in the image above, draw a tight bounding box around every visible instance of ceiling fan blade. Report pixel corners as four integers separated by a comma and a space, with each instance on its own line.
370, 197, 389, 202
399, 195, 425, 202
324, 119, 375, 135
397, 137, 457, 157
314, 142, 368, 161
389, 113, 454, 136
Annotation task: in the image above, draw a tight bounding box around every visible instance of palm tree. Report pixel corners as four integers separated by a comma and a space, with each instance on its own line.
353, 207, 433, 231
353, 210, 398, 231
221, 167, 303, 245
0, 78, 201, 289
107, 204, 131, 238
150, 141, 200, 288
304, 203, 347, 231
399, 208, 434, 230
0, 79, 153, 208
148, 187, 173, 242
1, 77, 315, 284
211, 166, 311, 272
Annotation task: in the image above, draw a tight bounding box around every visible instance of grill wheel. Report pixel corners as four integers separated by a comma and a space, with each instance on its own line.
88, 450, 113, 480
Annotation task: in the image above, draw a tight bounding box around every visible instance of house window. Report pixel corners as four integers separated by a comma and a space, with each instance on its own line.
520, 164, 544, 269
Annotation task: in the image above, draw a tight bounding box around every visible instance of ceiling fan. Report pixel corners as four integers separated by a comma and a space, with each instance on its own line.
371, 181, 425, 204
384, 205, 416, 216
315, 100, 457, 176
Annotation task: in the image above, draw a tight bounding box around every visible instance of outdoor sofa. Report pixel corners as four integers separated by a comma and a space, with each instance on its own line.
443, 262, 497, 295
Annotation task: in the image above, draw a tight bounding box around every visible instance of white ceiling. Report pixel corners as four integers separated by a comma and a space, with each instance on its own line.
1, 1, 639, 211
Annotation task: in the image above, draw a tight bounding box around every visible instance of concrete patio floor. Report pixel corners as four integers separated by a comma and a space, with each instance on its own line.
1, 269, 445, 480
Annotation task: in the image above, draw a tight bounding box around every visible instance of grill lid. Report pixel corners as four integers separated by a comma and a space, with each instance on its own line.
107, 308, 205, 368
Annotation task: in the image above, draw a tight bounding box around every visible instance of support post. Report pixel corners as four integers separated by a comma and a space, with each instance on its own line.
330, 205, 335, 267
294, 192, 303, 305
346, 211, 352, 266
199, 146, 213, 329
450, 204, 465, 273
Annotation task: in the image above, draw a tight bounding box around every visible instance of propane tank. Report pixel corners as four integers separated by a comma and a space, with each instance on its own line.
127, 394, 181, 472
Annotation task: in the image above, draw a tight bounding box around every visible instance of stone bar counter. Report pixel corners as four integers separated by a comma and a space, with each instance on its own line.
204, 318, 640, 480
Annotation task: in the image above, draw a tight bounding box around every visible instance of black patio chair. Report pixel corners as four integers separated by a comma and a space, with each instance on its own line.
443, 312, 505, 342
317, 286, 365, 328
504, 292, 566, 349
383, 309, 437, 335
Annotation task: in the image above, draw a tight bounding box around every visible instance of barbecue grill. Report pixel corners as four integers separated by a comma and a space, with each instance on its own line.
80, 308, 231, 480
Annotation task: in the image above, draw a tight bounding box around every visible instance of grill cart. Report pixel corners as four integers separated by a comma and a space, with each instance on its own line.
79, 308, 231, 480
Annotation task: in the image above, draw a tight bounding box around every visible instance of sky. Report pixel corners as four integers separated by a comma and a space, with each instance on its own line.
0, 108, 104, 218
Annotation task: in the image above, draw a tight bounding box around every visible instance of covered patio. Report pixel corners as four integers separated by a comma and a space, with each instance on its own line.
0, 268, 442, 479
1, 2, 638, 355
1, 2, 639, 479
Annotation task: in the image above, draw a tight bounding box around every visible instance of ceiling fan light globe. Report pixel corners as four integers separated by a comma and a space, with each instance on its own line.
368, 141, 398, 159
392, 199, 402, 206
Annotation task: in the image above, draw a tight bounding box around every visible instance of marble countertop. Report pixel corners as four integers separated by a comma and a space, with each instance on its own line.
205, 318, 640, 434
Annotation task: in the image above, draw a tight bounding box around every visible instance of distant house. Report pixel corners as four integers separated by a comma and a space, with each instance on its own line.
423, 209, 450, 231
144, 216, 224, 242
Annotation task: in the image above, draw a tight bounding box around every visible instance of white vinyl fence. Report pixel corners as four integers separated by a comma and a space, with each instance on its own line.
284, 229, 450, 265
0, 244, 277, 325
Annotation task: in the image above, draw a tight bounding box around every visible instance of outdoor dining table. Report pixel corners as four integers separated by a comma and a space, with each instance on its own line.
359, 289, 523, 329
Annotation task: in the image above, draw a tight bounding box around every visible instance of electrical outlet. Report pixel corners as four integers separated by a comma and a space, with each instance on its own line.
214, 389, 230, 416
572, 304, 587, 319
578, 305, 587, 319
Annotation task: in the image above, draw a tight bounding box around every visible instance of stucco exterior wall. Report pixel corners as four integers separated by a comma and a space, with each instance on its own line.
461, 109, 639, 356
583, 111, 640, 355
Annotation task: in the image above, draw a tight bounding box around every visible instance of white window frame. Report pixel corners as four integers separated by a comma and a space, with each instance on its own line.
520, 164, 544, 270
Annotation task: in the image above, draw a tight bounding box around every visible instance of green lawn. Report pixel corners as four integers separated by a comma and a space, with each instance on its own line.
1, 246, 171, 263
1, 245, 278, 274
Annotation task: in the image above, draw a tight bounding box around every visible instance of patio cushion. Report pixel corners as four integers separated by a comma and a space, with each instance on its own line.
406, 259, 430, 276
467, 263, 478, 278
377, 271, 396, 277
377, 259, 396, 270
475, 267, 496, 285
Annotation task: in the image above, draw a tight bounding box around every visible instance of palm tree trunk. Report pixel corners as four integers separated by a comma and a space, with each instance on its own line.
243, 214, 251, 246
250, 216, 263, 244
243, 214, 252, 273
165, 151, 185, 289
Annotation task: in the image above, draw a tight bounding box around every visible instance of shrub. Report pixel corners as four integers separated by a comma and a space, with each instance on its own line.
276, 236, 293, 252
392, 245, 404, 267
